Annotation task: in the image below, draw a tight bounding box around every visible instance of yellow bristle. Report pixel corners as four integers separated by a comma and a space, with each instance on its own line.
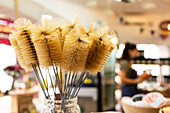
51, 18, 71, 49
14, 18, 38, 66
61, 25, 93, 72
85, 27, 114, 75
9, 32, 25, 67
73, 15, 79, 26
96, 26, 109, 38
62, 23, 74, 40
14, 18, 32, 31
61, 16, 79, 49
88, 23, 96, 34
31, 19, 62, 68
98, 52, 112, 71
52, 18, 71, 36
45, 35, 62, 65
31, 35, 53, 68
62, 16, 78, 37
17, 31, 37, 65
77, 24, 88, 35
9, 32, 32, 71
31, 19, 56, 38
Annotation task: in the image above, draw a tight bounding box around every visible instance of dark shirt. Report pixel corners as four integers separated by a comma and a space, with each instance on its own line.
120, 60, 138, 97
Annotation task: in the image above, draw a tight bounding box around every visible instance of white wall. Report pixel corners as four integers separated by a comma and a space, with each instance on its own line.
30, 0, 170, 45
31, 0, 117, 28
0, 0, 58, 22
116, 13, 170, 45
1, 0, 170, 45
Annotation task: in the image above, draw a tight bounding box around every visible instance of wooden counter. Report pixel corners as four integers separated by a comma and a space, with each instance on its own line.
0, 89, 39, 113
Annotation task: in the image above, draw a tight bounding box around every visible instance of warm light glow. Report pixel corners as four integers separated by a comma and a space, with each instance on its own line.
144, 44, 160, 59
116, 44, 125, 58
41, 14, 53, 20
137, 44, 147, 50
137, 44, 160, 59
115, 0, 122, 2
115, 89, 121, 100
167, 24, 170, 31
115, 76, 121, 84
132, 64, 160, 76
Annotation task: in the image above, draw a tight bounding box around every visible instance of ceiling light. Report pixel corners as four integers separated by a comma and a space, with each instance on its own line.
167, 24, 170, 31
160, 21, 170, 31
105, 9, 114, 15
115, 0, 122, 2
115, 0, 142, 3
86, 0, 98, 8
41, 14, 53, 20
142, 0, 156, 9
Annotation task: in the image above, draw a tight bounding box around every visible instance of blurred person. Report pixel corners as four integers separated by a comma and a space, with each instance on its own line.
119, 42, 151, 113
119, 42, 150, 97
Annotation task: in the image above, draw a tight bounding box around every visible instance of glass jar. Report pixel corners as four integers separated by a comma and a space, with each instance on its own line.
41, 97, 81, 113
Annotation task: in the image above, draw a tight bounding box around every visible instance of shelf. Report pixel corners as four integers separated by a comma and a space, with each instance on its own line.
132, 58, 170, 65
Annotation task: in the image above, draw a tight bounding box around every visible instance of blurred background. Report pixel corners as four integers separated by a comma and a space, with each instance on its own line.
0, 0, 170, 113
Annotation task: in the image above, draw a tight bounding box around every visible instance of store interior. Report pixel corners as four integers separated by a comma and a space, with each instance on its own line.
0, 0, 170, 113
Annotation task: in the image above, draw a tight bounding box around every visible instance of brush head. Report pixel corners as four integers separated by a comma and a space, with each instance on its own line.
62, 23, 74, 39
31, 19, 62, 68
61, 16, 79, 49
11, 17, 115, 73
51, 18, 71, 49
45, 35, 63, 65
85, 27, 114, 74
17, 30, 37, 65
31, 19, 56, 38
9, 32, 32, 71
61, 25, 92, 72
13, 18, 38, 66
14, 18, 32, 31
31, 35, 53, 68
52, 18, 71, 35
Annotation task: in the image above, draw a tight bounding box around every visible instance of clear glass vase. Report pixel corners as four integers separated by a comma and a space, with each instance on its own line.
41, 97, 81, 113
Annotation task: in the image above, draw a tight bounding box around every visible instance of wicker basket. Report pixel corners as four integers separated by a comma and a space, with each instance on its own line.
121, 101, 160, 113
